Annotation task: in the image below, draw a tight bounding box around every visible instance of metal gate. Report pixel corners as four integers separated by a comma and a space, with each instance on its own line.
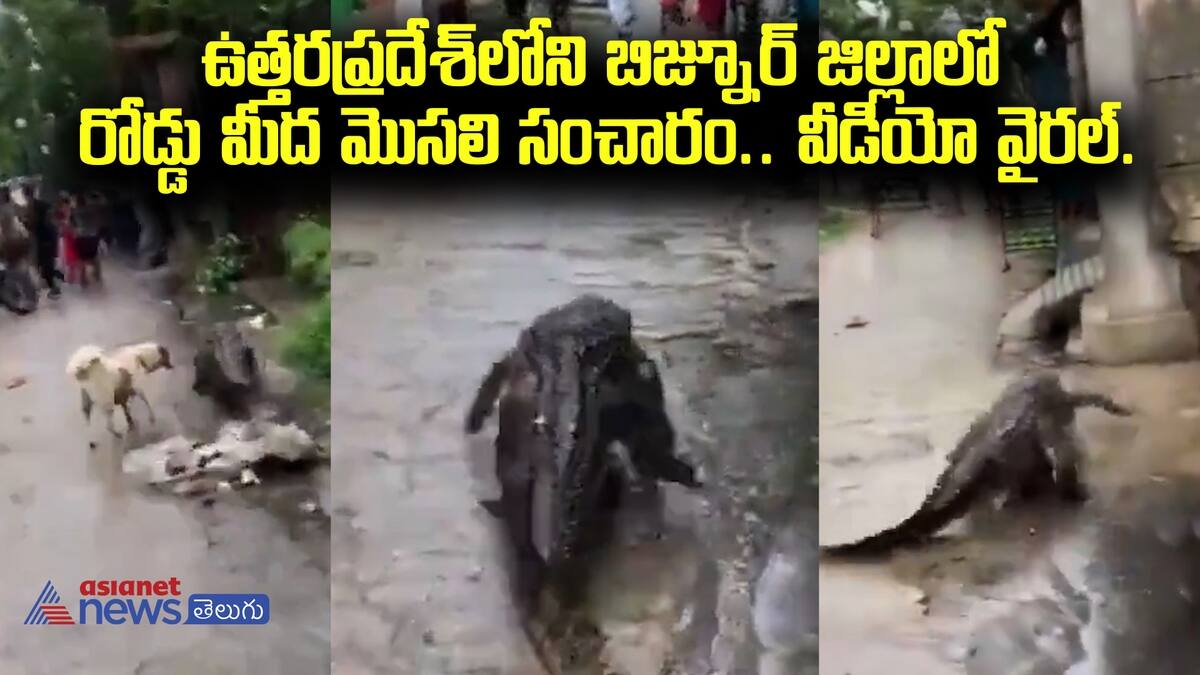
997, 186, 1058, 270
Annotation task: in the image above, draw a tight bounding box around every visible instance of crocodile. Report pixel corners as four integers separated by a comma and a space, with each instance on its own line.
192, 328, 261, 419
464, 294, 701, 608
822, 372, 1131, 556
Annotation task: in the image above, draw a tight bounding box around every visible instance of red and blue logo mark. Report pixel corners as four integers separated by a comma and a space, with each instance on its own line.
24, 581, 75, 625
23, 579, 268, 626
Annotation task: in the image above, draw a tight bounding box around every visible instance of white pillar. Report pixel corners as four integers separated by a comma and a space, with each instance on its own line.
1077, 0, 1198, 363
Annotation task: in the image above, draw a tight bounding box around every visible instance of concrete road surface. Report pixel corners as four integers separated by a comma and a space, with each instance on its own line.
331, 184, 816, 675
0, 264, 330, 675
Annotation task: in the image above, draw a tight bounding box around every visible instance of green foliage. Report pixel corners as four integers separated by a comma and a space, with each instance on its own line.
281, 293, 331, 381
0, 0, 115, 174
130, 0, 319, 34
331, 0, 364, 26
195, 233, 248, 295
282, 214, 331, 292
278, 210, 330, 382
818, 207, 854, 246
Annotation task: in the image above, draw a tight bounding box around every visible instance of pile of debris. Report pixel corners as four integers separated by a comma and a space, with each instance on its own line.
123, 416, 323, 496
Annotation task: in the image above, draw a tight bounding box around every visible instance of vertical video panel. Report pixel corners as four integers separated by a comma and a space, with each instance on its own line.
819, 1, 1200, 673
0, 1, 331, 673
331, 181, 817, 674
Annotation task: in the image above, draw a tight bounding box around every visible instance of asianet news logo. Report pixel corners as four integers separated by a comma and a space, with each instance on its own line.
23, 578, 269, 626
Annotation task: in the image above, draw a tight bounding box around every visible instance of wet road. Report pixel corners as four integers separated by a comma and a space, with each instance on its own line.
947, 365, 1200, 675
818, 202, 1200, 675
331, 184, 817, 674
0, 265, 330, 675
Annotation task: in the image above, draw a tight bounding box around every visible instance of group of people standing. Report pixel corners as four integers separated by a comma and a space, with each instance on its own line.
1, 180, 109, 301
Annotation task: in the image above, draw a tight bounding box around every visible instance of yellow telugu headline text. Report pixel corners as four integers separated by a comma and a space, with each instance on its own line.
75, 19, 1132, 194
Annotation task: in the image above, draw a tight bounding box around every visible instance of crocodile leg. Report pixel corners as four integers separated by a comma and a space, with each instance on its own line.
465, 350, 513, 433
1068, 392, 1133, 417
606, 440, 643, 486
1036, 413, 1087, 502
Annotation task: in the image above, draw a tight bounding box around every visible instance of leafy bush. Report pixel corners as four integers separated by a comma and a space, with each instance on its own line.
0, 0, 115, 173
282, 214, 330, 292
818, 207, 852, 245
279, 212, 331, 382
281, 293, 330, 381
195, 233, 247, 295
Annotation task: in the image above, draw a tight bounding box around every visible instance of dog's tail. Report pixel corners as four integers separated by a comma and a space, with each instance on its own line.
465, 353, 511, 434
66, 345, 104, 378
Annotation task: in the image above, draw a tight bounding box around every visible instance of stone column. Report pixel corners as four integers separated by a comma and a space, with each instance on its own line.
1077, 0, 1198, 364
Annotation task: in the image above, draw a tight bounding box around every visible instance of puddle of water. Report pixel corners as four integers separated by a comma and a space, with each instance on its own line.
1070, 477, 1200, 675
955, 477, 1200, 675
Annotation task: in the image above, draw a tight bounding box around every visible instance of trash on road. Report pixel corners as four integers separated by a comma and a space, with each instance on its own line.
123, 417, 321, 496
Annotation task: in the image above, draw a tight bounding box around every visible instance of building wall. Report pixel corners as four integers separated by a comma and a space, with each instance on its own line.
1131, 0, 1200, 335
1137, 0, 1200, 245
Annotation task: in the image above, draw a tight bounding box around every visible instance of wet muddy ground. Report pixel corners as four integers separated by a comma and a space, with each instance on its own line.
819, 198, 1200, 675
0, 264, 330, 675
331, 184, 816, 675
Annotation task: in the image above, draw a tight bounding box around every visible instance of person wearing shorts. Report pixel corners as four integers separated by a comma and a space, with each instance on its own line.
71, 193, 103, 287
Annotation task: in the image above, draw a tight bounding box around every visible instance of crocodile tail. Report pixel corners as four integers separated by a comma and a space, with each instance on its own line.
465, 353, 512, 434
820, 484, 980, 557
1069, 392, 1132, 417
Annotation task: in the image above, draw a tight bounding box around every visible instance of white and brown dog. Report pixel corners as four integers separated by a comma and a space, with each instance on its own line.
66, 342, 174, 438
